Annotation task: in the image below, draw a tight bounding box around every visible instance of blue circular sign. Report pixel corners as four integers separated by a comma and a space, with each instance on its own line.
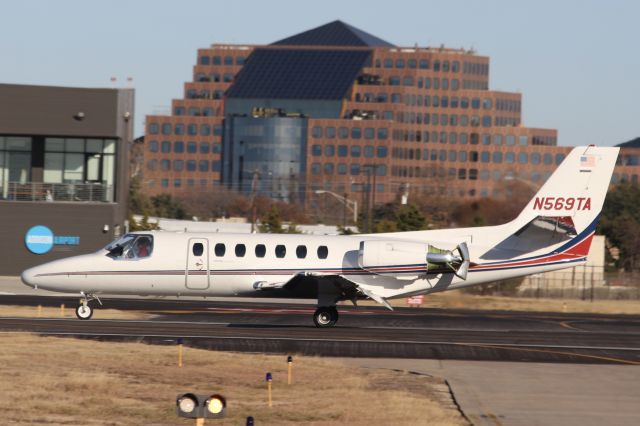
25, 226, 54, 254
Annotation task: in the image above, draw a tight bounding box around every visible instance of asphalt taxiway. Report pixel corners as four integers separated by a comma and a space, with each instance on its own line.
0, 294, 639, 365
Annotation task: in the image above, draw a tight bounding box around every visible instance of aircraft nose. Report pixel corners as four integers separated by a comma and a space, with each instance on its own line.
21, 266, 39, 288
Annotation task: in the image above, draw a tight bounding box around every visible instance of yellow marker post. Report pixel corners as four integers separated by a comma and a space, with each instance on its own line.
266, 372, 273, 407
195, 418, 204, 426
177, 338, 184, 368
60, 304, 65, 317
287, 355, 293, 385
37, 305, 42, 318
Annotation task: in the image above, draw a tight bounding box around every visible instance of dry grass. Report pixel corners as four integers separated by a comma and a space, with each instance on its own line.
0, 305, 146, 320
352, 291, 640, 315
0, 333, 465, 425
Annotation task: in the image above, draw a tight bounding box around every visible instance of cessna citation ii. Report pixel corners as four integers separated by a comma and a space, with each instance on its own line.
22, 146, 618, 327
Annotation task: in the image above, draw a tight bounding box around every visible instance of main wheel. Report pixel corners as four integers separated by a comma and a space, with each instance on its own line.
313, 306, 339, 328
75, 303, 93, 320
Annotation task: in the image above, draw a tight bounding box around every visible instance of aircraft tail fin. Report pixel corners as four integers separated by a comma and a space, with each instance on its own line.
510, 146, 619, 238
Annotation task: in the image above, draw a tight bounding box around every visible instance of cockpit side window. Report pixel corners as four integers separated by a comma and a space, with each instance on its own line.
106, 234, 153, 260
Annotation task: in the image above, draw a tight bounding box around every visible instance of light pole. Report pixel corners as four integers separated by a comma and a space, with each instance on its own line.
314, 190, 358, 225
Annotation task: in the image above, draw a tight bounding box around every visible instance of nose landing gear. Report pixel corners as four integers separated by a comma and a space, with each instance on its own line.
75, 292, 102, 320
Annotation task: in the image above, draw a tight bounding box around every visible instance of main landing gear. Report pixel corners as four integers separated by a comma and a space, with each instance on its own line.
76, 292, 102, 320
313, 306, 339, 328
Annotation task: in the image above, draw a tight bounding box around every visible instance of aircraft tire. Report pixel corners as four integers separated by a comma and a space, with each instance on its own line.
75, 303, 93, 320
313, 306, 338, 328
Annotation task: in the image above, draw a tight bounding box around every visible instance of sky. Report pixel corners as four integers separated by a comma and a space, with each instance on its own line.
1, 0, 638, 145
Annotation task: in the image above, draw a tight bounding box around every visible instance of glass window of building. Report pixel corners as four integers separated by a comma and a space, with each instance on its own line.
459, 151, 468, 162
326, 126, 336, 138
149, 141, 158, 152
470, 151, 479, 162
483, 98, 492, 109
200, 142, 210, 154
174, 141, 184, 153
461, 97, 469, 109
543, 153, 552, 165
450, 132, 458, 144
481, 151, 490, 163
162, 123, 171, 135
408, 58, 417, 68
187, 160, 196, 171
324, 163, 334, 174
531, 153, 541, 165
212, 160, 221, 172
492, 152, 503, 163
433, 78, 440, 90
458, 168, 466, 179
175, 106, 185, 115
174, 179, 181, 187
339, 127, 349, 139
236, 56, 246, 65
419, 59, 429, 69
424, 77, 431, 89
451, 79, 460, 90
377, 128, 388, 140
200, 124, 211, 136
448, 150, 457, 161
364, 127, 375, 139
442, 78, 449, 90
403, 76, 414, 86
482, 116, 491, 127
199, 160, 209, 172
377, 146, 388, 158
364, 146, 374, 158
389, 76, 400, 86
311, 144, 322, 156
212, 56, 221, 65
460, 133, 468, 144
200, 56, 210, 65
255, 244, 266, 258
160, 159, 170, 171
212, 143, 222, 153
311, 163, 321, 175
187, 142, 197, 153
149, 123, 159, 134
434, 60, 441, 71
506, 152, 515, 163
338, 145, 348, 157
519, 135, 528, 146
214, 125, 223, 136
395, 59, 405, 68
506, 135, 516, 145
337, 163, 347, 174
147, 159, 157, 171
161, 179, 168, 188
555, 154, 565, 165
384, 58, 393, 68
173, 160, 184, 171
350, 164, 360, 175
471, 98, 480, 109
312, 126, 323, 138
518, 152, 528, 164
224, 56, 233, 65
187, 124, 197, 135
175, 124, 185, 135
351, 146, 361, 157
324, 145, 335, 157
351, 127, 362, 139
493, 134, 503, 145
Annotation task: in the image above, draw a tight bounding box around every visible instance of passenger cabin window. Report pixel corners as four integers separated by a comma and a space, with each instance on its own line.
275, 245, 286, 258
255, 244, 266, 258
215, 243, 226, 257
296, 245, 307, 259
106, 234, 153, 260
192, 243, 204, 256
317, 246, 328, 259
235, 244, 246, 257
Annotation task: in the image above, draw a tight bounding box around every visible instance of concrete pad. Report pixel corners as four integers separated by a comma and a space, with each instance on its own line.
340, 358, 640, 426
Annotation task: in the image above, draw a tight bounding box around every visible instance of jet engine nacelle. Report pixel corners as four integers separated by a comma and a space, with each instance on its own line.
358, 240, 470, 280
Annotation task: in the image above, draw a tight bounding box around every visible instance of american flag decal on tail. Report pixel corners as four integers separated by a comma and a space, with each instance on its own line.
580, 155, 596, 169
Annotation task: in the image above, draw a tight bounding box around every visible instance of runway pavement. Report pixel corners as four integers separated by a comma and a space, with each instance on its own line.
0, 293, 639, 365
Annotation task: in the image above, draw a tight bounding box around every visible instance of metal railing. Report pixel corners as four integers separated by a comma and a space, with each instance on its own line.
2, 182, 113, 203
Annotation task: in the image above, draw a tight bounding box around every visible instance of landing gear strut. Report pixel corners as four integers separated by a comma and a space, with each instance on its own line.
76, 292, 102, 320
313, 306, 339, 328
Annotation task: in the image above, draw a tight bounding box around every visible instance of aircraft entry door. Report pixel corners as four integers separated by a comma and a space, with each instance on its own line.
185, 238, 210, 290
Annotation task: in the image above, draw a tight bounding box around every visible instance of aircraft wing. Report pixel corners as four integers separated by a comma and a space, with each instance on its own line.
302, 272, 394, 311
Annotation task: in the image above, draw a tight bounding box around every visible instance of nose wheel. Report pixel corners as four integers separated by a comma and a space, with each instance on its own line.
75, 302, 93, 320
313, 306, 339, 327
76, 292, 101, 320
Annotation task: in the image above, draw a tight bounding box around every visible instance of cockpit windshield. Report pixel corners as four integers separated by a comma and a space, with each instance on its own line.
105, 234, 154, 260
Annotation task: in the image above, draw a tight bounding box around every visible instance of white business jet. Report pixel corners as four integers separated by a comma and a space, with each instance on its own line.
21, 146, 618, 327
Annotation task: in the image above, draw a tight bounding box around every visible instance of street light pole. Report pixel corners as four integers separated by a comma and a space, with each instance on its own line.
314, 190, 358, 225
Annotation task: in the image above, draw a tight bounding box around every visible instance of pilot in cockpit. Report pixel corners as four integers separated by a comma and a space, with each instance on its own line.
133, 237, 152, 258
